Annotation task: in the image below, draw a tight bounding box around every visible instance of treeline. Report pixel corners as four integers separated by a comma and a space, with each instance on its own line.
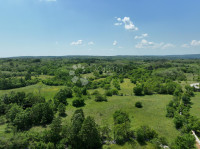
165, 85, 198, 148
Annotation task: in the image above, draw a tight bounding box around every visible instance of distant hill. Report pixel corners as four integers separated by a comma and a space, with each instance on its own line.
1, 54, 200, 60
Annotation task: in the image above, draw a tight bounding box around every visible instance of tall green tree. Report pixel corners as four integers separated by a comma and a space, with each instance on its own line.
79, 116, 102, 149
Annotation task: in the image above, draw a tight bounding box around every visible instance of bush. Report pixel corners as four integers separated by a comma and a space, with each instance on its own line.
58, 103, 66, 116
111, 88, 119, 95
72, 98, 85, 107
54, 88, 72, 105
136, 125, 158, 144
95, 94, 107, 102
105, 90, 113, 96
92, 90, 100, 95
173, 114, 185, 129
133, 84, 143, 96
135, 101, 143, 108
113, 110, 131, 144
173, 134, 195, 149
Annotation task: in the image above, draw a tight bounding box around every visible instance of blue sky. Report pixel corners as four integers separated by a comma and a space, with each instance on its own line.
0, 0, 200, 57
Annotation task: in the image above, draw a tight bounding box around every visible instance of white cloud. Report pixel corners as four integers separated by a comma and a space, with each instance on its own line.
135, 39, 174, 49
114, 23, 122, 26
88, 41, 94, 45
181, 44, 190, 48
161, 43, 175, 49
115, 17, 138, 31
71, 40, 83, 46
135, 33, 148, 39
191, 40, 200, 46
113, 40, 118, 46
181, 40, 200, 48
117, 18, 121, 21
135, 39, 157, 49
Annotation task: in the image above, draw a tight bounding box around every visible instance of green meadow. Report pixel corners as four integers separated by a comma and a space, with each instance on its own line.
0, 78, 181, 148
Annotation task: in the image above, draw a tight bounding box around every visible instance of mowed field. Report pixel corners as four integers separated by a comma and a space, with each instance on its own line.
0, 79, 180, 148
190, 92, 200, 119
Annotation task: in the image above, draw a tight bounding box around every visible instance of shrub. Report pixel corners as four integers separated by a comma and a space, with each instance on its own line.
136, 125, 158, 144
92, 90, 100, 95
58, 103, 66, 116
95, 94, 107, 102
111, 88, 119, 95
135, 101, 143, 108
72, 98, 85, 107
54, 88, 72, 105
105, 90, 113, 96
133, 84, 143, 96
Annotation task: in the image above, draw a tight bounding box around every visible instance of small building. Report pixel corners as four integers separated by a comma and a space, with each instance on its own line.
190, 83, 200, 91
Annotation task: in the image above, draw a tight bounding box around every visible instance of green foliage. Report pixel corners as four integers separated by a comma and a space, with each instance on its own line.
135, 101, 143, 108
72, 98, 85, 107
173, 114, 185, 129
79, 116, 102, 149
69, 109, 85, 149
136, 125, 158, 144
58, 103, 66, 116
31, 102, 54, 125
54, 88, 72, 105
133, 84, 143, 96
95, 93, 107, 102
172, 134, 195, 149
6, 104, 23, 123
113, 110, 131, 144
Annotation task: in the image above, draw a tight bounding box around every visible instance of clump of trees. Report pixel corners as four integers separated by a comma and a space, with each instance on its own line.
1, 92, 54, 131
113, 110, 133, 144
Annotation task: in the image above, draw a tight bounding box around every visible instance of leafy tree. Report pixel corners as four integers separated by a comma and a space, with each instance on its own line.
136, 125, 158, 144
133, 84, 143, 96
31, 103, 54, 125
173, 134, 195, 149
0, 101, 6, 115
25, 72, 31, 81
113, 110, 131, 144
69, 109, 85, 149
173, 114, 185, 129
81, 87, 88, 95
13, 109, 32, 131
48, 116, 62, 144
6, 104, 23, 123
72, 98, 85, 107
182, 93, 191, 105
111, 88, 119, 95
58, 103, 66, 116
54, 88, 72, 105
105, 90, 113, 96
95, 94, 107, 102
185, 85, 194, 97
79, 116, 102, 149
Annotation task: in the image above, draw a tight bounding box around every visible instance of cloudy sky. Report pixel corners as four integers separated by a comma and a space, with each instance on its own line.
0, 0, 200, 57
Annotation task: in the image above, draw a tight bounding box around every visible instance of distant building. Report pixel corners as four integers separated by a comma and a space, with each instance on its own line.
190, 83, 200, 91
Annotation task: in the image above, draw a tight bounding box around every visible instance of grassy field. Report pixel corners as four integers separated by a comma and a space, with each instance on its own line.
190, 92, 200, 119
0, 79, 180, 148
0, 83, 65, 100
64, 94, 179, 145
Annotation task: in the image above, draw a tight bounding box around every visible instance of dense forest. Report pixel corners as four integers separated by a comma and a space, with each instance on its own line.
0, 56, 200, 149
